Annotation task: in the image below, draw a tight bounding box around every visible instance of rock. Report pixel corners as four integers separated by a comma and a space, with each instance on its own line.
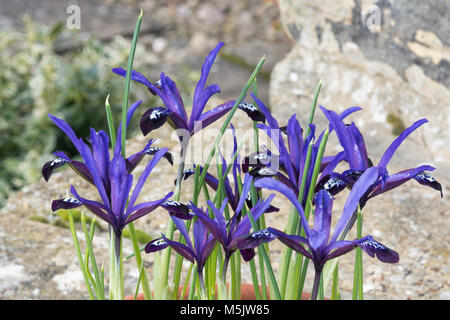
269, 0, 450, 299
271, 0, 450, 177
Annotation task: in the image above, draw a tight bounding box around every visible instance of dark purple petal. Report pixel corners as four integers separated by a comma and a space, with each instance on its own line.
315, 173, 347, 196
126, 192, 173, 225
69, 160, 94, 184
276, 171, 299, 194
42, 158, 70, 181
173, 168, 196, 185
89, 129, 110, 182
232, 194, 276, 241
254, 177, 311, 238
205, 199, 228, 244
234, 173, 254, 216
193, 100, 234, 134
145, 237, 169, 253
193, 218, 208, 257
190, 204, 226, 247
253, 95, 297, 184
128, 148, 169, 208
235, 228, 278, 250
347, 123, 370, 169
342, 169, 364, 186
267, 227, 313, 260
48, 114, 84, 154
160, 73, 188, 123
112, 68, 158, 95
190, 42, 224, 128
286, 115, 303, 174
171, 216, 194, 251
356, 236, 399, 263
319, 151, 347, 180
414, 171, 443, 198
338, 106, 362, 121
125, 139, 156, 173
378, 119, 428, 168
51, 197, 82, 211
245, 191, 279, 214
239, 248, 256, 262
161, 234, 196, 264
145, 147, 174, 166
109, 147, 129, 216
199, 236, 218, 271
319, 106, 364, 170
309, 190, 333, 252
161, 200, 193, 220
242, 151, 276, 173
70, 185, 114, 226
330, 167, 379, 243
248, 165, 278, 178
238, 102, 266, 122
368, 165, 436, 199
140, 107, 171, 136
78, 139, 111, 208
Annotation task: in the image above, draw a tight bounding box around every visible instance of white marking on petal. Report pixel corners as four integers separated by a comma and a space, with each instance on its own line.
153, 239, 167, 246
150, 109, 163, 120
51, 158, 68, 166
63, 197, 81, 204
238, 102, 258, 112
362, 238, 386, 250
163, 200, 181, 207
416, 172, 436, 183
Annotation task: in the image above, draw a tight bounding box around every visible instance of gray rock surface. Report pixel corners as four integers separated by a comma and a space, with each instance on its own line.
268, 0, 450, 299
1, 0, 449, 300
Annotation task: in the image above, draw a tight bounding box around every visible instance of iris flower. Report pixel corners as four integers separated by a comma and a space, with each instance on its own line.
112, 42, 265, 139
145, 215, 216, 294
190, 173, 276, 279
245, 94, 360, 207
177, 124, 278, 214
239, 167, 399, 299
316, 106, 443, 207
43, 101, 173, 237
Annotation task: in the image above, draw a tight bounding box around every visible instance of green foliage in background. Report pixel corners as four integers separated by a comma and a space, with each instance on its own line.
0, 16, 153, 206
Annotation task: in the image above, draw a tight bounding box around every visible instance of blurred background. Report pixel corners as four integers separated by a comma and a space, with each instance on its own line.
0, 0, 448, 300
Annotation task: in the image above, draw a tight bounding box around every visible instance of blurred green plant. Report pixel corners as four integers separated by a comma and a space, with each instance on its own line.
0, 15, 152, 206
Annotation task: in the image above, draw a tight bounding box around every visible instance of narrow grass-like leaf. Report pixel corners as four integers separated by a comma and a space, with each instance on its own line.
194, 56, 266, 200
81, 212, 104, 299
68, 210, 95, 299
128, 222, 152, 299
304, 76, 323, 140
120, 9, 143, 157
104, 94, 116, 149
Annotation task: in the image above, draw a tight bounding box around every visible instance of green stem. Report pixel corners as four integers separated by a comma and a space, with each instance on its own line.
68, 210, 95, 300
331, 263, 340, 300
121, 9, 142, 157
80, 213, 104, 299
194, 56, 266, 200
104, 94, 116, 149
128, 222, 152, 299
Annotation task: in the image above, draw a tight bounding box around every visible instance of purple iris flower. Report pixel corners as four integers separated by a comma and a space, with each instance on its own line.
144, 215, 217, 293
112, 42, 265, 139
316, 106, 443, 206
177, 124, 278, 215
43, 101, 173, 237
239, 167, 399, 299
246, 94, 361, 207
190, 174, 276, 272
